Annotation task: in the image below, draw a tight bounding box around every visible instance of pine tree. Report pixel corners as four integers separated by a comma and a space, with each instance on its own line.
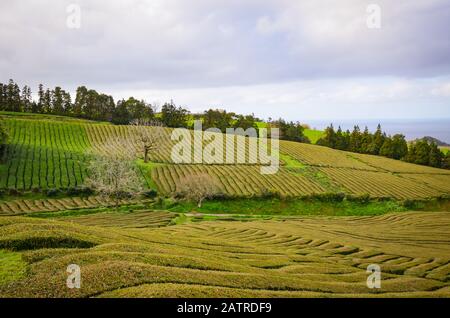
6, 79, 21, 112
391, 134, 408, 160
379, 137, 393, 158
428, 142, 443, 168
360, 126, 372, 154
414, 140, 431, 165
43, 89, 52, 113
52, 87, 64, 115
63, 91, 73, 115
368, 124, 385, 155
0, 83, 5, 110
335, 126, 348, 150
35, 84, 45, 113
349, 125, 362, 153
317, 124, 336, 148
74, 86, 88, 117
21, 85, 32, 113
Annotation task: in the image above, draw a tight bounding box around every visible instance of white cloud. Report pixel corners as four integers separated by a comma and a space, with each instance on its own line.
0, 0, 449, 120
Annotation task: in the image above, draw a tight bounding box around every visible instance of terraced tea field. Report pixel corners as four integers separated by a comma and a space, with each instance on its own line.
1, 113, 450, 298
1, 113, 449, 201
0, 196, 152, 215
0, 211, 449, 297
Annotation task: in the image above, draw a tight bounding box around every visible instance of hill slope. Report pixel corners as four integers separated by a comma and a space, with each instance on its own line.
1, 212, 449, 297
1, 113, 449, 200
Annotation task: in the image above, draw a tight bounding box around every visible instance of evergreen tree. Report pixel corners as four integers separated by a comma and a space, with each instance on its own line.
360, 126, 372, 154
52, 87, 65, 115
35, 84, 45, 113
0, 83, 5, 110
63, 91, 73, 115
349, 125, 362, 153
379, 137, 393, 158
367, 124, 385, 155
335, 126, 350, 150
21, 85, 32, 113
317, 124, 336, 148
43, 89, 52, 113
442, 152, 450, 170
413, 140, 431, 165
74, 86, 88, 117
391, 134, 408, 160
232, 114, 258, 131
6, 79, 21, 112
161, 101, 189, 128
203, 109, 233, 132
111, 99, 132, 125
122, 97, 153, 123
428, 142, 443, 168
0, 116, 7, 156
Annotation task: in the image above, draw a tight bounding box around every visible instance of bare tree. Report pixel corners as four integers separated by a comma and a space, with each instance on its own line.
85, 145, 143, 211
130, 119, 165, 163
175, 173, 222, 208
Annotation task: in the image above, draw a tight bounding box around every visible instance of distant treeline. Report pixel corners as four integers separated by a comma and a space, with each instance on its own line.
0, 79, 310, 142
1, 79, 448, 169
317, 124, 450, 169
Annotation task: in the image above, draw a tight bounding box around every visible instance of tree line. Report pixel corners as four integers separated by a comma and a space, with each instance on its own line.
317, 124, 450, 169
1, 79, 447, 169
0, 79, 310, 143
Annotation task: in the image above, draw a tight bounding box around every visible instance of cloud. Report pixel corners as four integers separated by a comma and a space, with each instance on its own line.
1, 0, 449, 89
0, 0, 449, 120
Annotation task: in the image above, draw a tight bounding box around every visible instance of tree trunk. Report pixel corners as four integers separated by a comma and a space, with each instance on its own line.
144, 149, 148, 163
198, 198, 203, 208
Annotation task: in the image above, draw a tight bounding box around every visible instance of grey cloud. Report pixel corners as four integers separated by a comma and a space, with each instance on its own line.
0, 0, 449, 90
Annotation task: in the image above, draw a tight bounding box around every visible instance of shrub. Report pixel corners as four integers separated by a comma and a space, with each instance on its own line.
402, 199, 418, 209
142, 189, 158, 198
8, 189, 22, 196
346, 193, 371, 204
309, 192, 346, 202
66, 186, 94, 196
260, 188, 282, 199
46, 189, 61, 197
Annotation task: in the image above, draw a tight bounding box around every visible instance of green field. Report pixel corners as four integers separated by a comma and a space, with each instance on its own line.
0, 212, 449, 297
304, 128, 324, 144
0, 112, 449, 298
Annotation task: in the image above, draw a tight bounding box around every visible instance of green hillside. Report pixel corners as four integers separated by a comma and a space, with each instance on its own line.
1, 112, 450, 298
1, 113, 449, 201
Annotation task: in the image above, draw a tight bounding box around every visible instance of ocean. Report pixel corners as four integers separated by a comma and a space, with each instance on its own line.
306, 119, 450, 144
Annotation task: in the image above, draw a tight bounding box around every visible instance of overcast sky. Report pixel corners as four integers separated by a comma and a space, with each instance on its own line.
1, 0, 449, 121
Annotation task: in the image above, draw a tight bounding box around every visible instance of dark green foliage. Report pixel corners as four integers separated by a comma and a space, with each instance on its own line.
203, 109, 233, 132
66, 186, 94, 196
309, 192, 346, 202
46, 188, 61, 197
142, 189, 158, 198
270, 119, 310, 143
346, 193, 371, 204
317, 123, 447, 169
0, 116, 7, 157
111, 100, 131, 124
161, 101, 189, 128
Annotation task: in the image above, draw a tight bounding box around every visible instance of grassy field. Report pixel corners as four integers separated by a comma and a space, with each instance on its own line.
440, 146, 450, 155
304, 129, 324, 144
0, 211, 449, 297
1, 113, 449, 200
1, 112, 450, 298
